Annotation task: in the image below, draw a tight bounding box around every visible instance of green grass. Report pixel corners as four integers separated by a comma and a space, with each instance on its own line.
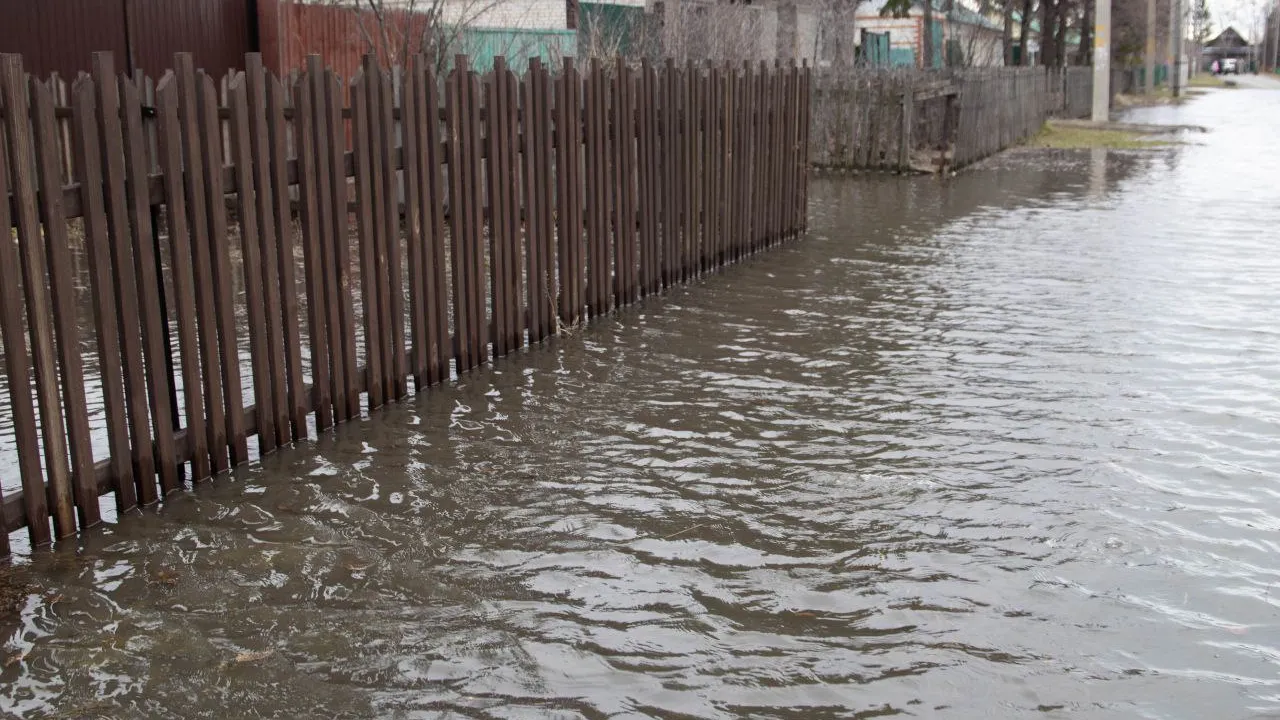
1026, 124, 1174, 150
1187, 74, 1233, 88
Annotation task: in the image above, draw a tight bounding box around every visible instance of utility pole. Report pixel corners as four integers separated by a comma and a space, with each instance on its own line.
1093, 0, 1112, 121
1272, 5, 1279, 70
1172, 0, 1183, 95
1146, 0, 1157, 92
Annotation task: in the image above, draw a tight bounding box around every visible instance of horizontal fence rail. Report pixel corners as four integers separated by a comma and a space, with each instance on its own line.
0, 51, 812, 555
810, 66, 1093, 172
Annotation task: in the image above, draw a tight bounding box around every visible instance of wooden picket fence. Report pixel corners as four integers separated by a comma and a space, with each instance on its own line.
810, 66, 1093, 172
0, 51, 811, 554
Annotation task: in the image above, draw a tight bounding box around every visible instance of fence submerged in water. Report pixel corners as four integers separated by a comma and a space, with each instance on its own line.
0, 51, 811, 555
810, 66, 1094, 172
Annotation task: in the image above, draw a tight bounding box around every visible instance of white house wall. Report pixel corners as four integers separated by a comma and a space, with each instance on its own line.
440, 0, 570, 30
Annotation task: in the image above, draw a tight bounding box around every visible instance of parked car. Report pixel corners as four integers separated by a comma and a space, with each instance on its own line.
1222, 58, 1240, 75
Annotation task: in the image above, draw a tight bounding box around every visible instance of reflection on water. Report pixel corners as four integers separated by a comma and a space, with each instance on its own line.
3, 87, 1280, 719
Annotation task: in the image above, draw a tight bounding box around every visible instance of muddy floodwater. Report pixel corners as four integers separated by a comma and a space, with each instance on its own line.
3, 86, 1280, 719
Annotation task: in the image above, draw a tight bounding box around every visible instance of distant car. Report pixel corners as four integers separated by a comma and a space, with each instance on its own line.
1221, 58, 1240, 75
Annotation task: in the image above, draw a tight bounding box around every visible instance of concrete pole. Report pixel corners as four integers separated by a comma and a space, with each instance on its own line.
1093, 0, 1112, 121
1146, 0, 1157, 92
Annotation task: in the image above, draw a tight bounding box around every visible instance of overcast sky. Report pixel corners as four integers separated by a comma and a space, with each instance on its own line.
1210, 0, 1271, 41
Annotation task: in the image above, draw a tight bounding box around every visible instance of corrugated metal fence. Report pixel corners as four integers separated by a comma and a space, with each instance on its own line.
0, 0, 254, 77
0, 51, 811, 554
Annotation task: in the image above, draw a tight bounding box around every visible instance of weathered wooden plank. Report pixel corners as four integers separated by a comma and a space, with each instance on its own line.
265, 75, 307, 439
228, 73, 276, 455
445, 60, 472, 372
408, 56, 450, 386
26, 72, 97, 529
245, 55, 291, 448
446, 56, 487, 373
374, 64, 406, 399
613, 59, 637, 304
154, 76, 211, 483
670, 58, 680, 286
291, 70, 333, 431
198, 72, 248, 466
91, 53, 145, 509
308, 57, 348, 422
502, 61, 524, 352
326, 70, 360, 421
466, 69, 488, 366
583, 59, 607, 317
485, 59, 511, 356
0, 60, 48, 548
800, 63, 810, 229
522, 58, 554, 344
699, 66, 716, 267
400, 61, 429, 390
555, 60, 584, 327
352, 67, 385, 409
69, 76, 133, 512
682, 62, 698, 276
637, 61, 658, 296
121, 75, 180, 496
173, 54, 229, 476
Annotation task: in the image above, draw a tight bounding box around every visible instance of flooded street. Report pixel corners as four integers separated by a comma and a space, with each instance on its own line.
4, 85, 1280, 719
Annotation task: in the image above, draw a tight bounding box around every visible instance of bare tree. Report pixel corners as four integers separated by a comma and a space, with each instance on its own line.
313, 0, 559, 75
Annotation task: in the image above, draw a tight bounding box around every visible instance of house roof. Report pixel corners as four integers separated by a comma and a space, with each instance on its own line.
1205, 27, 1249, 48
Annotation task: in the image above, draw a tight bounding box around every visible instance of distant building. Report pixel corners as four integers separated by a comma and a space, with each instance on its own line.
1201, 27, 1252, 69
856, 0, 1005, 67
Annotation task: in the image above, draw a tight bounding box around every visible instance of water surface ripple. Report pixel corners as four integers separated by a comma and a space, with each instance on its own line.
3, 88, 1280, 719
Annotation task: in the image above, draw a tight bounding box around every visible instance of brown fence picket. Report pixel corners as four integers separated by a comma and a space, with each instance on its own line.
3, 54, 75, 539
375, 64, 406, 400
486, 57, 518, 357
155, 76, 211, 482
69, 76, 133, 508
29, 72, 99, 529
555, 59, 584, 326
329, 68, 360, 420
292, 69, 333, 431
408, 56, 450, 386
174, 54, 229, 476
198, 71, 249, 466
352, 65, 385, 409
612, 59, 637, 305
91, 54, 147, 508
447, 56, 487, 373
636, 61, 658, 296
0, 51, 812, 554
228, 73, 276, 454
245, 55, 292, 448
523, 58, 556, 344
583, 59, 608, 318
401, 61, 428, 390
